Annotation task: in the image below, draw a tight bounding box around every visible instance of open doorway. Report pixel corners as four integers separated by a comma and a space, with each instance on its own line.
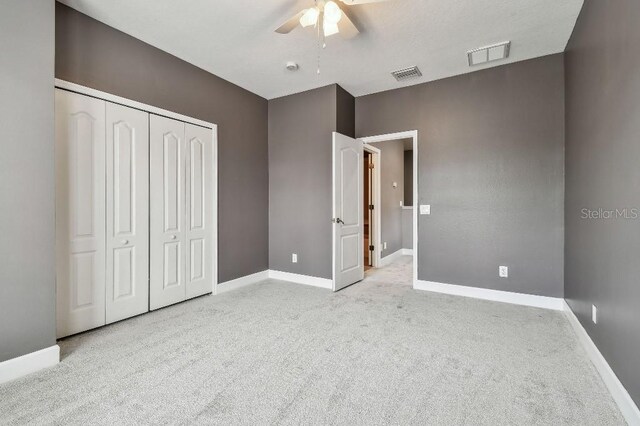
362, 139, 413, 272
361, 131, 418, 285
332, 130, 418, 291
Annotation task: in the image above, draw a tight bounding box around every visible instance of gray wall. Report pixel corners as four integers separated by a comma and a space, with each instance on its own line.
565, 0, 640, 405
375, 140, 405, 257
404, 150, 413, 206
402, 209, 413, 250
55, 3, 269, 283
336, 85, 355, 138
269, 85, 339, 279
356, 54, 565, 297
0, 0, 56, 362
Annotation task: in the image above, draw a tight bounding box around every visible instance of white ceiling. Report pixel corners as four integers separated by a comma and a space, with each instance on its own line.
59, 0, 583, 100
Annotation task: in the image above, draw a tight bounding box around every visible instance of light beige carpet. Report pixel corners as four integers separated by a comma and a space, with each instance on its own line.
0, 257, 625, 425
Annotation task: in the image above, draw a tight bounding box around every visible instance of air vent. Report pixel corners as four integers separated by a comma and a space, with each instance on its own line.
467, 41, 511, 66
391, 66, 422, 82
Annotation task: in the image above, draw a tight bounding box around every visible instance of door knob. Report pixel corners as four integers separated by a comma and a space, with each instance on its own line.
121, 239, 129, 245
332, 218, 345, 225
170, 235, 177, 240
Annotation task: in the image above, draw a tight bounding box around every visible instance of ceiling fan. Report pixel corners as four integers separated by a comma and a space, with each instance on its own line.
275, 0, 391, 39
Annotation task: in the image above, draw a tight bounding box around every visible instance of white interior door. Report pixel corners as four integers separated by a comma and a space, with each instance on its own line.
55, 89, 106, 337
150, 115, 186, 310
332, 132, 364, 291
185, 124, 214, 299
105, 103, 150, 323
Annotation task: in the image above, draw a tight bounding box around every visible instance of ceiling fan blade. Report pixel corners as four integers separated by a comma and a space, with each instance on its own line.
338, 9, 360, 39
275, 10, 305, 34
339, 0, 392, 4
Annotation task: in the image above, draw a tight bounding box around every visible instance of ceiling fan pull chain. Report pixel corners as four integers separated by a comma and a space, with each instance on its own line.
317, 15, 322, 74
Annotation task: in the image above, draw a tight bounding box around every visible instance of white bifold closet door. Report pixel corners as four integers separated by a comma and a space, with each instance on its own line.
150, 115, 214, 310
56, 89, 150, 337
105, 103, 150, 324
55, 90, 107, 337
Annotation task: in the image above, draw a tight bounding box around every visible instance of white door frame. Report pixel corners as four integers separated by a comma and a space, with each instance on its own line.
54, 79, 219, 295
363, 144, 381, 268
360, 131, 418, 285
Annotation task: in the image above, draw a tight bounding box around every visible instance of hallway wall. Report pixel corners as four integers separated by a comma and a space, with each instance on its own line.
356, 54, 565, 298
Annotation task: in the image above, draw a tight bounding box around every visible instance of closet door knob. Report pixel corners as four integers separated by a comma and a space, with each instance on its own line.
121, 239, 129, 245
170, 235, 177, 240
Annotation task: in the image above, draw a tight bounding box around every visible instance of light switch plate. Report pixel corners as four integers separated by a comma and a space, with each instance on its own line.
499, 266, 508, 278
292, 253, 298, 263
592, 305, 597, 324
420, 204, 431, 215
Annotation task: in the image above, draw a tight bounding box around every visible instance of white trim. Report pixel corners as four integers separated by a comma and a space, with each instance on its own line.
0, 345, 60, 385
363, 143, 381, 268
401, 206, 413, 210
269, 270, 333, 289
210, 119, 219, 295
216, 270, 269, 294
360, 131, 418, 286
55, 79, 219, 295
379, 248, 405, 267
414, 280, 564, 311
564, 301, 640, 425
55, 79, 213, 129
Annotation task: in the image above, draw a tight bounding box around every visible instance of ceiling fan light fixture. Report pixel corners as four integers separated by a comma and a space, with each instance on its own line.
300, 8, 319, 27
323, 1, 343, 24
323, 21, 340, 37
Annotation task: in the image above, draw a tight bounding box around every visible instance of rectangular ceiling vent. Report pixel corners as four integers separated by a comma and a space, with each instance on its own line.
467, 41, 511, 66
391, 66, 422, 82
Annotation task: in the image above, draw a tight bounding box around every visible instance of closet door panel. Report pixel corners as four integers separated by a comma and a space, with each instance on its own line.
106, 103, 149, 323
150, 115, 186, 309
185, 124, 214, 299
55, 89, 106, 338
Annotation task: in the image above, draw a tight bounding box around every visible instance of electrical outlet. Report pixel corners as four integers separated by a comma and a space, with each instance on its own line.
292, 253, 298, 263
420, 205, 431, 215
592, 305, 597, 324
499, 266, 508, 278
383, 242, 387, 250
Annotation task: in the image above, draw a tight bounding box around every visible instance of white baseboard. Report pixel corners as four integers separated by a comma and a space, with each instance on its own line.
563, 301, 640, 425
380, 249, 405, 267
217, 270, 269, 294
268, 270, 333, 289
414, 280, 564, 311
401, 248, 413, 256
0, 345, 60, 385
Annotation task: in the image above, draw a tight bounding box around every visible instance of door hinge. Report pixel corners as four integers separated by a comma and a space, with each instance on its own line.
369, 204, 374, 210
369, 245, 374, 251
368, 163, 374, 169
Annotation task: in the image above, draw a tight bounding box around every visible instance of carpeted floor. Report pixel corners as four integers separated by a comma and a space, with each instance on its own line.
0, 257, 625, 425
